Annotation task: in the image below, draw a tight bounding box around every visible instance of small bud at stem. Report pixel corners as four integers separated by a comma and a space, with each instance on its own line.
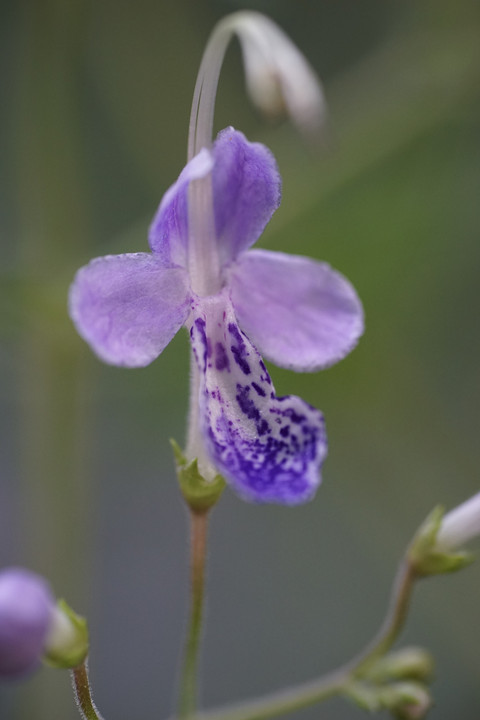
436, 491, 480, 551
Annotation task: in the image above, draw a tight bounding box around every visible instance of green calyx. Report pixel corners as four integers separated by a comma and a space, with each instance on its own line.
409, 506, 473, 576
44, 599, 89, 669
364, 647, 434, 685
171, 439, 226, 514
345, 679, 431, 719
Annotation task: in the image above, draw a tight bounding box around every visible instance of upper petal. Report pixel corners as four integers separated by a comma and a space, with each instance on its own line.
212, 128, 281, 265
228, 249, 364, 372
148, 148, 214, 266
190, 293, 327, 505
148, 129, 280, 269
69, 253, 191, 367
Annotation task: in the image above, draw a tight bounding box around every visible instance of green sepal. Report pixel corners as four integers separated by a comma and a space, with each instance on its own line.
170, 439, 226, 514
345, 679, 431, 719
44, 599, 89, 669
378, 681, 431, 719
409, 506, 474, 576
365, 647, 434, 684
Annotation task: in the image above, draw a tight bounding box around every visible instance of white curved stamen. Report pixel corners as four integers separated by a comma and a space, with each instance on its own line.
185, 11, 325, 467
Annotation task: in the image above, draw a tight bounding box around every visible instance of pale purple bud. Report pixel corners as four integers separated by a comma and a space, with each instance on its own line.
0, 568, 55, 679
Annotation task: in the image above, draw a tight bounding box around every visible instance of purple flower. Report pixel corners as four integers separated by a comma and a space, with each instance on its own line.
0, 568, 55, 679
69, 127, 363, 504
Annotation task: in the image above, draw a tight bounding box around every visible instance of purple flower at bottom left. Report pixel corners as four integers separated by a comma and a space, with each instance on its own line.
0, 568, 55, 679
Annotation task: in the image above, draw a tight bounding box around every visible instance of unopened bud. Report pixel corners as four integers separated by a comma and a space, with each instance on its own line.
409, 506, 473, 576
0, 568, 55, 679
366, 647, 434, 684
44, 599, 88, 670
436, 491, 480, 552
380, 681, 432, 719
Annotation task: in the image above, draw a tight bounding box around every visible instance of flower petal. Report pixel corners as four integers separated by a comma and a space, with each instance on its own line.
228, 249, 364, 371
69, 253, 191, 367
148, 148, 214, 266
148, 129, 280, 268
190, 293, 327, 504
212, 128, 281, 265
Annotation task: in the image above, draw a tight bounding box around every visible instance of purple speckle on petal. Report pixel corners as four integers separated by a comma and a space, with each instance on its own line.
251, 382, 266, 397
236, 384, 260, 422
215, 342, 230, 371
190, 294, 327, 505
228, 323, 251, 375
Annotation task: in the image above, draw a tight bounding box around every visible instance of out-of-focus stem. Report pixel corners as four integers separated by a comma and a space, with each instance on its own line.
191, 558, 418, 720
178, 511, 209, 719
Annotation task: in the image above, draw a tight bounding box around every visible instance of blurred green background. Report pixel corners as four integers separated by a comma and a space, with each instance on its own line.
1, 0, 479, 718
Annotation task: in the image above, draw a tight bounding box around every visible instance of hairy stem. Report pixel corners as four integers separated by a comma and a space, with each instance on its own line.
71, 661, 105, 720
178, 511, 209, 719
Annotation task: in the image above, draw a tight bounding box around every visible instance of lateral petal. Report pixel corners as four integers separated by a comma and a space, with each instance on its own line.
69, 253, 191, 367
190, 293, 327, 504
228, 249, 364, 372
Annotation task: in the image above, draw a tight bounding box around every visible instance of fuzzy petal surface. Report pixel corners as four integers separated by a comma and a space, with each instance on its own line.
228, 249, 364, 371
213, 128, 281, 265
190, 293, 327, 504
148, 148, 214, 266
69, 253, 191, 367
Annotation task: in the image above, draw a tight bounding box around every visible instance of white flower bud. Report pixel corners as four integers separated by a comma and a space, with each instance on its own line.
44, 599, 88, 669
436, 491, 480, 551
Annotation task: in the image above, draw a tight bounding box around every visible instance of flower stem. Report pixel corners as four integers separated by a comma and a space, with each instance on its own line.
191, 557, 418, 720
71, 661, 105, 720
346, 558, 418, 676
178, 510, 209, 719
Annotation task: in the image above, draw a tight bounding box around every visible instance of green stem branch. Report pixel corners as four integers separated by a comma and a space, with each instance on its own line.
178, 511, 209, 719
347, 558, 418, 677
191, 558, 418, 720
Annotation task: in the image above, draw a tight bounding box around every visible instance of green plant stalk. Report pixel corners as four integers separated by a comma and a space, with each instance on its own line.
71, 661, 105, 720
346, 559, 418, 677
191, 558, 418, 720
178, 511, 209, 719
